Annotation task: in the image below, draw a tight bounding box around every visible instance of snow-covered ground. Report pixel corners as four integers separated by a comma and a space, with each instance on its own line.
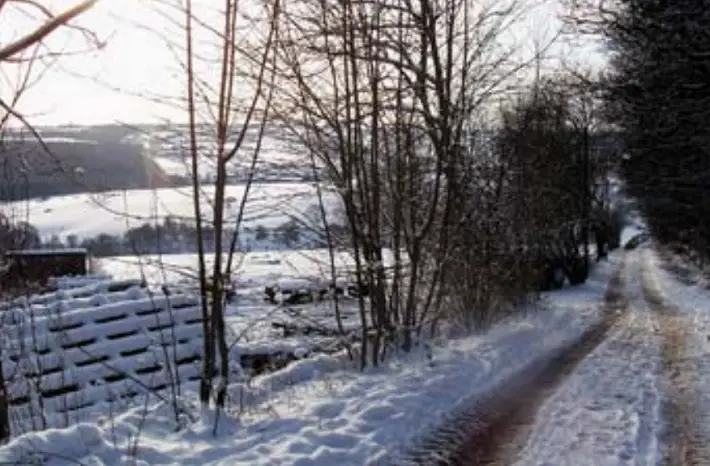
131, 127, 314, 182
644, 248, 710, 463
5, 182, 339, 242
513, 248, 663, 466
511, 244, 710, 466
0, 250, 623, 466
7, 225, 710, 466
96, 249, 393, 296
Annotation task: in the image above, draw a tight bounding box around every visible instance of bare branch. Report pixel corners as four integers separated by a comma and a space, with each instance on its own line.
0, 0, 98, 62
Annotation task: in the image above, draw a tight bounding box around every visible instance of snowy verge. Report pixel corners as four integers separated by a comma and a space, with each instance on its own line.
0, 253, 622, 466
646, 247, 710, 335
643, 247, 710, 458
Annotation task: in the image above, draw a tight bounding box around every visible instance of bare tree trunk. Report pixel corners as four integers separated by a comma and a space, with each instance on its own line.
184, 0, 214, 407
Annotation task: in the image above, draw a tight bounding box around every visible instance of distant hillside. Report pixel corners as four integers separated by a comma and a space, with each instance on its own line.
0, 128, 177, 201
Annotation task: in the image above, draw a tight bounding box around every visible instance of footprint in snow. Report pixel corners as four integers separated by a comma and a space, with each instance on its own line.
311, 401, 346, 419
287, 441, 317, 455
312, 432, 359, 449
358, 404, 398, 422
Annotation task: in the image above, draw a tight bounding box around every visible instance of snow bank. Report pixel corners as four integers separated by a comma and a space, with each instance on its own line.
643, 248, 710, 458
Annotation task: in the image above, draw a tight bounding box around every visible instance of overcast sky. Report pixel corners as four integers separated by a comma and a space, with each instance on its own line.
1, 0, 607, 127
1, 0, 180, 126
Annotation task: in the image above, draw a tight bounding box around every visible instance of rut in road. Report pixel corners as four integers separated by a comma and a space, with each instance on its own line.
642, 256, 708, 466
394, 256, 630, 466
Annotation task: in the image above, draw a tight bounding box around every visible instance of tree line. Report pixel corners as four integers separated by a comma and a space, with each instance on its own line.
259, 0, 626, 368
0, 213, 350, 257
5, 0, 710, 437
565, 1, 710, 265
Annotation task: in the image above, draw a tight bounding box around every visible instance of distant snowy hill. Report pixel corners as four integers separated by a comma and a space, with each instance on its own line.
0, 123, 316, 201
1, 127, 175, 200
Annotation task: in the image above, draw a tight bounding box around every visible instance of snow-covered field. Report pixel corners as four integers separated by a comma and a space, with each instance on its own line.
96, 249, 392, 295
6, 182, 339, 241
0, 249, 624, 465
131, 127, 313, 182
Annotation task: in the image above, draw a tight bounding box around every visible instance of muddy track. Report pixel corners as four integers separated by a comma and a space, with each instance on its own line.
642, 261, 705, 466
394, 258, 630, 466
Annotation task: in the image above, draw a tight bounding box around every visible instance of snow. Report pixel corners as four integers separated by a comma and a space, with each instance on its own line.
2, 172, 704, 465
136, 129, 312, 181
511, 244, 710, 466
643, 248, 710, 460
51, 274, 114, 289
620, 221, 647, 247
0, 280, 207, 436
5, 248, 88, 256
5, 182, 340, 242
0, 249, 623, 466
96, 249, 391, 296
9, 218, 710, 466
513, 247, 664, 466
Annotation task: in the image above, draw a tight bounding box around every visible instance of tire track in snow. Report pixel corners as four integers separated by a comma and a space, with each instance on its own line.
508, 249, 662, 466
642, 255, 709, 466
392, 254, 630, 466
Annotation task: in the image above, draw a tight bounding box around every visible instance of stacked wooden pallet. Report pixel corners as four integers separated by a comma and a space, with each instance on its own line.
0, 277, 204, 433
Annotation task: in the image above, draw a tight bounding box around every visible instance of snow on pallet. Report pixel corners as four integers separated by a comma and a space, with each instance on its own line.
0, 277, 204, 434
0, 277, 147, 311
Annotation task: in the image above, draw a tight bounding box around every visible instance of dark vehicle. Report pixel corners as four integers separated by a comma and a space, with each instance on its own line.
624, 232, 650, 250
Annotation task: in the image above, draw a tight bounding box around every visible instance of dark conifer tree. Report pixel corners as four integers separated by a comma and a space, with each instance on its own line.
599, 0, 710, 260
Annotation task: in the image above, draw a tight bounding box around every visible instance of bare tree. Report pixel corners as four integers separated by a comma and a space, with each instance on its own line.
0, 0, 101, 124
1, 0, 102, 238
269, 0, 547, 366
493, 73, 613, 299
169, 0, 282, 412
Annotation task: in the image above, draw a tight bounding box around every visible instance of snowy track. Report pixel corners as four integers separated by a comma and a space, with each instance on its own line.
508, 247, 710, 466
512, 249, 663, 466
399, 246, 710, 466
395, 254, 631, 465
642, 250, 710, 466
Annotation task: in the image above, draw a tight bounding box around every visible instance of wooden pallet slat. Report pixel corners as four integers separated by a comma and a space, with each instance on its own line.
0, 277, 207, 435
